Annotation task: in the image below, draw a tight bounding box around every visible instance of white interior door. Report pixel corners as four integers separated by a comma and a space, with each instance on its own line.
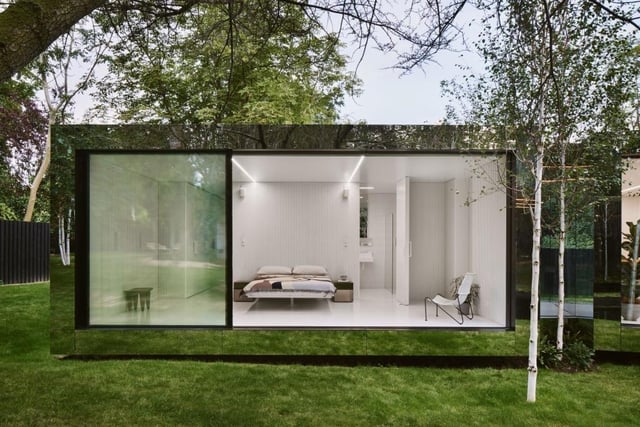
395, 177, 410, 305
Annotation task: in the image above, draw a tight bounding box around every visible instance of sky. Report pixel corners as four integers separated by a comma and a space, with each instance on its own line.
337, 6, 483, 125
338, 48, 477, 125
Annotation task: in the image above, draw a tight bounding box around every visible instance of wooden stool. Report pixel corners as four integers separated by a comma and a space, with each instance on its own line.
124, 287, 153, 311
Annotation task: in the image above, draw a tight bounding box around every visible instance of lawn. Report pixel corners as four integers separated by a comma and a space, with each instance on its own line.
2, 283, 640, 426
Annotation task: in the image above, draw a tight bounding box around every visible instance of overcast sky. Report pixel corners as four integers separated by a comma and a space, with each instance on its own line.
338, 6, 483, 125
338, 48, 478, 125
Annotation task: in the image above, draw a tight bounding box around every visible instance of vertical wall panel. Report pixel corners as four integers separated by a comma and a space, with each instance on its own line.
445, 177, 471, 284
232, 182, 360, 287
469, 158, 507, 324
410, 182, 446, 302
0, 220, 50, 284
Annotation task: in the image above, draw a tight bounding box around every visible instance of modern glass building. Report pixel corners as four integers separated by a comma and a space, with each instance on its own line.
49, 124, 636, 358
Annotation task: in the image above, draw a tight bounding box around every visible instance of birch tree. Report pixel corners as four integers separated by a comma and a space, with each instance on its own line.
445, 0, 638, 401
536, 3, 638, 354
23, 19, 108, 224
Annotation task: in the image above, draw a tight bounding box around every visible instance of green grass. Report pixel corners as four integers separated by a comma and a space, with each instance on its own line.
3, 282, 640, 425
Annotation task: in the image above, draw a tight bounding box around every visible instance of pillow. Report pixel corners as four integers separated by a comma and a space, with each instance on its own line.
256, 265, 292, 276
292, 265, 328, 276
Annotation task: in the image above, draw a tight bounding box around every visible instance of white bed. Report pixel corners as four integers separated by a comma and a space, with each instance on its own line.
240, 265, 337, 300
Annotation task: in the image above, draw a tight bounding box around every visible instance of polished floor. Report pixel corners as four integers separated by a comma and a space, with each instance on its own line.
90, 287, 503, 328
233, 288, 503, 328
89, 288, 226, 326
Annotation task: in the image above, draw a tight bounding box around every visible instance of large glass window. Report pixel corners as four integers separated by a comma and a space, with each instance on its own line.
88, 153, 227, 326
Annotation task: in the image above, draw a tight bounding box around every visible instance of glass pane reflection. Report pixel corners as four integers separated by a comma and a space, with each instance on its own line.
88, 154, 226, 326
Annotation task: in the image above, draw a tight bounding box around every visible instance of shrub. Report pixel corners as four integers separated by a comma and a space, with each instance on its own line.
538, 334, 594, 372
563, 340, 594, 371
538, 335, 562, 369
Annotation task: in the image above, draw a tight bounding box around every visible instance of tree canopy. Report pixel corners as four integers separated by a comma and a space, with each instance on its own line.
0, 0, 479, 84
92, 2, 360, 124
0, 80, 47, 221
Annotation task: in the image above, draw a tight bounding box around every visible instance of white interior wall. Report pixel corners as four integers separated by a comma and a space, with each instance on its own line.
361, 193, 395, 289
395, 177, 411, 305
232, 182, 360, 289
469, 159, 507, 325
622, 196, 640, 231
622, 159, 640, 229
445, 178, 471, 284
410, 182, 446, 302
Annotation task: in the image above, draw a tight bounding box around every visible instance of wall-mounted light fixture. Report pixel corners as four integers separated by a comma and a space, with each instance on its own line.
342, 186, 349, 199
238, 186, 246, 199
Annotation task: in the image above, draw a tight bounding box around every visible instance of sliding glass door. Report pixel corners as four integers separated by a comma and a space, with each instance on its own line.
86, 152, 228, 327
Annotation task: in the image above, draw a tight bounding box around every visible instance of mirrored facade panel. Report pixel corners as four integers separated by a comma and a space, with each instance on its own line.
88, 154, 226, 326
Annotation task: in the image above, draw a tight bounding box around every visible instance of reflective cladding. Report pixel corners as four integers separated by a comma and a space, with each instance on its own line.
88, 153, 226, 326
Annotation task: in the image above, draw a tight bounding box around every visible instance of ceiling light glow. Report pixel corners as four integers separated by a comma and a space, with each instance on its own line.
348, 155, 365, 183
232, 158, 256, 182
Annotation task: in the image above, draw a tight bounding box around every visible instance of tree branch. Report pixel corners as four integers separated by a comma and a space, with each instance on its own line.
0, 0, 107, 82
585, 0, 640, 31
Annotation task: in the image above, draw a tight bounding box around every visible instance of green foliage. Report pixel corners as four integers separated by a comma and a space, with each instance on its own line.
0, 80, 48, 221
538, 336, 563, 369
538, 334, 595, 372
0, 202, 18, 221
445, 1, 638, 205
563, 339, 595, 372
94, 2, 360, 124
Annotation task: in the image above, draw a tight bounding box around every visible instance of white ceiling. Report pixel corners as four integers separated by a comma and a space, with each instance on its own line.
232, 154, 498, 193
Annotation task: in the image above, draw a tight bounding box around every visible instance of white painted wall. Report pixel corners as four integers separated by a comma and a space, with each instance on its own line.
622, 196, 640, 229
469, 158, 507, 325
445, 177, 471, 284
232, 182, 360, 289
395, 177, 411, 305
409, 182, 446, 302
360, 193, 395, 289
622, 158, 640, 229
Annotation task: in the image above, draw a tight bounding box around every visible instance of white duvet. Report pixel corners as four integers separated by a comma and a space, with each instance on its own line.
242, 275, 336, 296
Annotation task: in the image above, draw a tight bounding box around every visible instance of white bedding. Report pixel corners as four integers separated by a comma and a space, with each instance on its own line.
242, 275, 336, 298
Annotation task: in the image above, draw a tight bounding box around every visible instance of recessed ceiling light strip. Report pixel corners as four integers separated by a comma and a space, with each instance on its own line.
348, 155, 365, 183
232, 158, 256, 183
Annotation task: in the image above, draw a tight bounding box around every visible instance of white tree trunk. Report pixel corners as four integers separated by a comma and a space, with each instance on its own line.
527, 143, 544, 403
557, 148, 566, 353
23, 115, 54, 222
58, 209, 72, 266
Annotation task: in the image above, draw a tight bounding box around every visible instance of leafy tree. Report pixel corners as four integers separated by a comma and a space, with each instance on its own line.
0, 0, 482, 84
93, 2, 360, 124
0, 80, 47, 221
20, 18, 107, 226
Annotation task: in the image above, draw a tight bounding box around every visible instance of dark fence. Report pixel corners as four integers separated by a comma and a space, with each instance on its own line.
541, 248, 594, 297
0, 221, 50, 284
